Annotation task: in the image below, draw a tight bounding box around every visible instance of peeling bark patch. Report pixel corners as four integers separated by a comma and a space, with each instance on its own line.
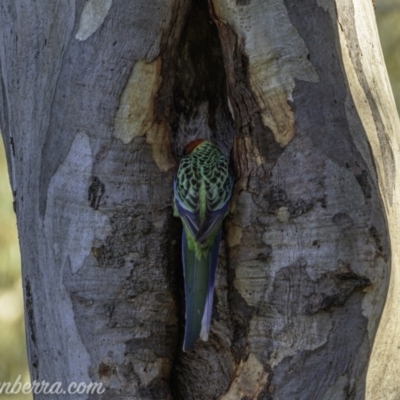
285, 2, 366, 170
114, 58, 162, 144
261, 134, 389, 379
210, 21, 282, 183
334, 0, 397, 205
122, 347, 167, 387
271, 294, 368, 399
94, 204, 153, 269
88, 176, 105, 210
145, 120, 177, 172
221, 353, 268, 399
212, 0, 319, 147
67, 204, 177, 396
75, 0, 113, 41
44, 132, 111, 273
226, 221, 243, 248
264, 185, 313, 219
113, 58, 175, 171
270, 260, 371, 316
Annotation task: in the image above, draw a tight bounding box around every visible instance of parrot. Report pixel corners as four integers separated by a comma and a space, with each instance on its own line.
173, 139, 234, 351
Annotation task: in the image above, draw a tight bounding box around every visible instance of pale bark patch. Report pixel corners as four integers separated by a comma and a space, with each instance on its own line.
319, 1, 400, 397
361, 257, 387, 342
133, 358, 166, 387
226, 222, 242, 248
113, 58, 175, 171
234, 259, 268, 306
342, 5, 400, 400
212, 0, 319, 147
335, 8, 390, 198
265, 311, 332, 368
315, 0, 336, 14
275, 206, 290, 222
75, 0, 113, 41
114, 59, 162, 144
220, 353, 268, 400
145, 119, 177, 172
44, 132, 111, 274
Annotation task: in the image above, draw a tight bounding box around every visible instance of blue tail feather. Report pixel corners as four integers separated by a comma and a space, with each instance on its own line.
200, 229, 221, 341
182, 230, 207, 351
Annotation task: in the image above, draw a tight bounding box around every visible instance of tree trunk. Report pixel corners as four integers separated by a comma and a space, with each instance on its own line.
0, 0, 398, 399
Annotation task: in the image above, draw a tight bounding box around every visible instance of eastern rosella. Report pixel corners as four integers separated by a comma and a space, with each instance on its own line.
173, 139, 234, 351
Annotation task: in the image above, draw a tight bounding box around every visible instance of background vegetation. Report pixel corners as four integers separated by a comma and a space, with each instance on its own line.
377, 1, 400, 112
0, 143, 29, 399
0, 3, 398, 398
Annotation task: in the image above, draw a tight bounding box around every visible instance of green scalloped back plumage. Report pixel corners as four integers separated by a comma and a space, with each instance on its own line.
175, 140, 231, 256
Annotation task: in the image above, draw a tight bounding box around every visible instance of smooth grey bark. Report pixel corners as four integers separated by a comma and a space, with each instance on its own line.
0, 0, 398, 399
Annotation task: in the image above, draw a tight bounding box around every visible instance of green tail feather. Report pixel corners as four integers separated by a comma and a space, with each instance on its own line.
182, 230, 210, 352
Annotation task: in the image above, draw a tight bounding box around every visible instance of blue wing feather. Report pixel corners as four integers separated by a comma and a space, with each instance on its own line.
196, 201, 230, 245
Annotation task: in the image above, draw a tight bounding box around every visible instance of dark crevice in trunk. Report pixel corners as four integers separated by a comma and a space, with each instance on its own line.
158, 0, 234, 161
162, 0, 236, 398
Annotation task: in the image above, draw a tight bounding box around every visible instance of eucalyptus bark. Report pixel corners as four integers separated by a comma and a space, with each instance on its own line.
0, 1, 398, 399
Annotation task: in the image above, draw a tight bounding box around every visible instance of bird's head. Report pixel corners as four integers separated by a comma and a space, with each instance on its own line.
183, 139, 206, 156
